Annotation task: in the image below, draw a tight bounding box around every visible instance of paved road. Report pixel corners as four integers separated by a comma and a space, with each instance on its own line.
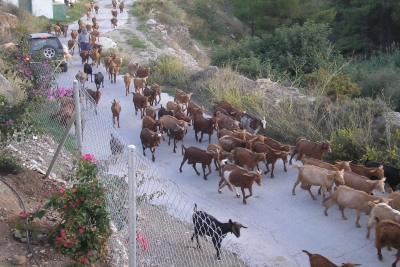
55, 1, 391, 266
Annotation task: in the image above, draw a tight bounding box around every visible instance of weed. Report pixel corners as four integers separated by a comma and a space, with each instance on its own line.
0, 147, 23, 174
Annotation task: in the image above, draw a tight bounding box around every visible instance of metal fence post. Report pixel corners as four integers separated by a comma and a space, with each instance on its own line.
73, 80, 82, 150
128, 145, 137, 267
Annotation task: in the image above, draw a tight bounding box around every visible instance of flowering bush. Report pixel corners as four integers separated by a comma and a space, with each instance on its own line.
0, 45, 58, 145
43, 86, 73, 100
16, 153, 111, 266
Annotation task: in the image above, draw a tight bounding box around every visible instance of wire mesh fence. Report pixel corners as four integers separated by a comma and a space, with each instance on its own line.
2, 65, 249, 267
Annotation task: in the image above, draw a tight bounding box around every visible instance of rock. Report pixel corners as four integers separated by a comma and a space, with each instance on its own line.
20, 238, 27, 243
40, 249, 45, 253
37, 157, 44, 162
146, 19, 157, 25
11, 255, 26, 265
371, 111, 400, 140
0, 13, 18, 34
156, 24, 164, 31
14, 230, 22, 239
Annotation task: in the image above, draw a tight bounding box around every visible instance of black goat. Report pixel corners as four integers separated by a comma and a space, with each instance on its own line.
83, 63, 93, 82
110, 133, 123, 155
158, 104, 173, 120
94, 72, 104, 90
191, 204, 247, 260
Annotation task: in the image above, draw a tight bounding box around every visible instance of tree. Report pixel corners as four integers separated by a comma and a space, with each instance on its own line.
229, 0, 336, 36
331, 0, 400, 55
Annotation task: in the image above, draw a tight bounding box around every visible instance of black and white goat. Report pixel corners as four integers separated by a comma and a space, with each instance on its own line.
191, 204, 247, 260
239, 113, 266, 135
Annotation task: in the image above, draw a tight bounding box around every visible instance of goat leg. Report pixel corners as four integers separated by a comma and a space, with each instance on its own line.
191, 163, 200, 176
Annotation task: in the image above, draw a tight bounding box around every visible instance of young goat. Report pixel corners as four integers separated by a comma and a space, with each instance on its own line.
302, 250, 361, 267
86, 88, 101, 115
111, 99, 121, 128
191, 204, 247, 260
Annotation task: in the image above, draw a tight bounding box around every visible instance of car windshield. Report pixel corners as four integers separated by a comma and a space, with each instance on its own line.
29, 38, 61, 51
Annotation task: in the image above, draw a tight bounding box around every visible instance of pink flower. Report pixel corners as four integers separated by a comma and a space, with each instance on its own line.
63, 204, 67, 209
60, 188, 65, 193
37, 205, 42, 210
83, 258, 88, 264
80, 196, 84, 201
87, 251, 92, 256
44, 191, 49, 196
82, 154, 99, 164
63, 242, 69, 247
76, 198, 79, 203
71, 189, 76, 193
136, 232, 148, 251
79, 226, 85, 233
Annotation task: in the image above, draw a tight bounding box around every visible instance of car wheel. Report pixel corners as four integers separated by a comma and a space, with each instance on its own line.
42, 45, 56, 59
62, 62, 68, 72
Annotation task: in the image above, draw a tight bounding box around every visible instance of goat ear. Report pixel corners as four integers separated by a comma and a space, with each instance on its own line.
229, 219, 233, 224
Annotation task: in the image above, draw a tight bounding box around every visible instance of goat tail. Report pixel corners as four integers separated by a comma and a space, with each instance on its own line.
301, 250, 312, 258
291, 163, 302, 170
194, 203, 198, 212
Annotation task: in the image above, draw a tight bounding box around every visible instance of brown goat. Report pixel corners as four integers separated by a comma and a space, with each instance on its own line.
252, 142, 289, 178
349, 162, 385, 180
231, 147, 267, 171
193, 115, 219, 144
86, 88, 101, 115
145, 106, 159, 120
168, 123, 185, 154
217, 129, 246, 140
388, 187, 400, 211
206, 144, 233, 175
289, 138, 331, 164
218, 163, 262, 204
374, 217, 400, 267
302, 249, 361, 267
263, 136, 291, 152
139, 128, 164, 162
188, 101, 207, 122
218, 136, 252, 152
142, 116, 162, 132
179, 145, 218, 180
111, 99, 121, 128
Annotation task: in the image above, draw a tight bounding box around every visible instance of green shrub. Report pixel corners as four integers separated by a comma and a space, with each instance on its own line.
0, 147, 23, 174
303, 68, 361, 100
148, 54, 190, 86
329, 128, 369, 162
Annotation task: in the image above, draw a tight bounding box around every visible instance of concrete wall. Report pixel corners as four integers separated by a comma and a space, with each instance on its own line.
4, 0, 54, 19
32, 0, 53, 19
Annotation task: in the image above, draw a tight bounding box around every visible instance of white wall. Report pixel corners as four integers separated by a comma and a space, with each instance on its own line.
5, 0, 18, 6
32, 0, 53, 19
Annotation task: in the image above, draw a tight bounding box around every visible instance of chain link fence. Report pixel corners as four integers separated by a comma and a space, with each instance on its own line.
2, 64, 249, 267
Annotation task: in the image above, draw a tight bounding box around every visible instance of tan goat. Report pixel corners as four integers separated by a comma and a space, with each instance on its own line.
324, 185, 391, 228
292, 164, 345, 206
111, 99, 121, 128
123, 73, 132, 96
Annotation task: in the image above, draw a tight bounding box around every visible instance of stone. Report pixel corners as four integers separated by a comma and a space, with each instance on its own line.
20, 238, 27, 243
14, 230, 22, 239
11, 255, 26, 265
146, 19, 157, 25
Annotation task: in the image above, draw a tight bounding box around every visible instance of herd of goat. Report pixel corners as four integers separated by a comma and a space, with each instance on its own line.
47, 1, 400, 266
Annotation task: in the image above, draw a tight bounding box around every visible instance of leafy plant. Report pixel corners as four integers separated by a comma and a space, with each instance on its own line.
0, 45, 59, 145
0, 147, 23, 174
16, 153, 112, 266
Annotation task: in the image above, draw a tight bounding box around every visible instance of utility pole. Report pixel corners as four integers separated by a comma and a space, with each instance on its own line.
250, 19, 255, 38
